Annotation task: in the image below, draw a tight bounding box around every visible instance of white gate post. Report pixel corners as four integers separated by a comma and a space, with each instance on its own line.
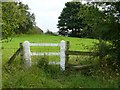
60, 40, 66, 70
23, 41, 31, 68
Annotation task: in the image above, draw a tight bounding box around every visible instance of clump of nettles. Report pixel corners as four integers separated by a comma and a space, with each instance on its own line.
37, 56, 49, 70
89, 61, 120, 87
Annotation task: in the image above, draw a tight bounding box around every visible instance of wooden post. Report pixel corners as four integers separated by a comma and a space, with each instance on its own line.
99, 38, 103, 64
0, 48, 2, 90
60, 40, 66, 70
23, 41, 31, 68
65, 41, 69, 69
20, 43, 24, 65
7, 48, 20, 65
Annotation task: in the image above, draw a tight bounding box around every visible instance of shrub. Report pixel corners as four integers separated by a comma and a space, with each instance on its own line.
37, 56, 49, 70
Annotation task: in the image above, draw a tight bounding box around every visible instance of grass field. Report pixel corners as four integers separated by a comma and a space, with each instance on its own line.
2, 34, 119, 88
2, 34, 98, 64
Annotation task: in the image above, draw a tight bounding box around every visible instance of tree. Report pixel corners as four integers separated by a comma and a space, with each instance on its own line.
79, 1, 120, 65
2, 1, 35, 40
2, 2, 20, 39
79, 3, 110, 39
16, 2, 36, 34
57, 1, 85, 37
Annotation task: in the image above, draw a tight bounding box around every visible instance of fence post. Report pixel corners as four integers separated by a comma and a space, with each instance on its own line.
65, 41, 69, 69
99, 38, 104, 64
20, 43, 24, 65
60, 40, 66, 70
23, 41, 31, 68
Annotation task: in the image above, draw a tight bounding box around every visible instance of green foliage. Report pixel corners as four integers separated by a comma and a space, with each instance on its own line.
57, 2, 85, 37
2, 1, 35, 40
37, 56, 49, 70
79, 3, 110, 39
45, 29, 57, 36
78, 2, 120, 66
3, 64, 119, 88
57, 1, 95, 38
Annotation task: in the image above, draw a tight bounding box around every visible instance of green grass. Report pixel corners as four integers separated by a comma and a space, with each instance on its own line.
2, 34, 97, 50
2, 34, 119, 88
2, 64, 119, 88
2, 34, 98, 63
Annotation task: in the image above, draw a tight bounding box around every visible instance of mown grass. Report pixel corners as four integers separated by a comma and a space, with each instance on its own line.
2, 34, 98, 64
2, 34, 119, 88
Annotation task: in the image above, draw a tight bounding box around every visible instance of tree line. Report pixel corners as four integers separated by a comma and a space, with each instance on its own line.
1, 1, 36, 40
57, 1, 120, 66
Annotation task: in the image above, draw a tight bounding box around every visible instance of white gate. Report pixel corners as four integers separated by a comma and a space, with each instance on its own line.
22, 40, 66, 70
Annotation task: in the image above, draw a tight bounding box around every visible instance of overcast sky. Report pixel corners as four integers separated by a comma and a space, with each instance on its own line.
20, 0, 74, 32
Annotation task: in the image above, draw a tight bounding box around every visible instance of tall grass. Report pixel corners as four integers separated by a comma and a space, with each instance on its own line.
2, 63, 119, 88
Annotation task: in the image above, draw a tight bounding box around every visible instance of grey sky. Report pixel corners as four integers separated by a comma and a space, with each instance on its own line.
20, 0, 73, 32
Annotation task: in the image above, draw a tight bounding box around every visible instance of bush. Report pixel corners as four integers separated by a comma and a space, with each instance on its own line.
45, 30, 57, 36
37, 56, 49, 70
